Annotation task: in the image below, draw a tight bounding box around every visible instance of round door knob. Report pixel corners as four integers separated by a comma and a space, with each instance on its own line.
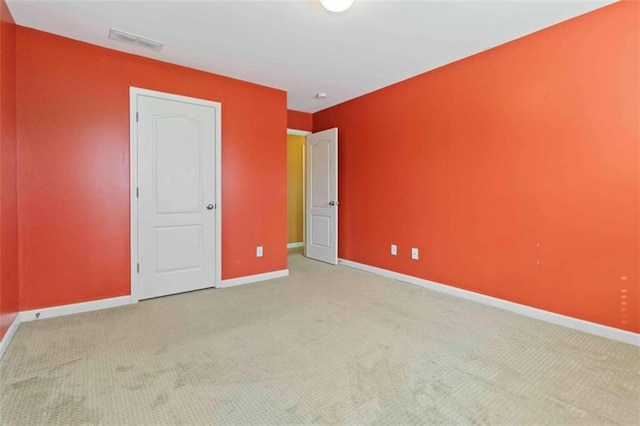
206, 204, 214, 210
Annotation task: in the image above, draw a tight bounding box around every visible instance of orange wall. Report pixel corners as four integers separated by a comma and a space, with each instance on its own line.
17, 27, 287, 310
314, 2, 639, 332
0, 0, 18, 339
287, 109, 313, 132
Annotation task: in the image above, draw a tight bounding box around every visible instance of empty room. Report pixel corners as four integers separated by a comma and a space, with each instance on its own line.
0, 0, 638, 424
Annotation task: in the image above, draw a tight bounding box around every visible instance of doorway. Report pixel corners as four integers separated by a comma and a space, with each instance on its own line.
130, 87, 222, 301
287, 129, 310, 251
287, 127, 339, 265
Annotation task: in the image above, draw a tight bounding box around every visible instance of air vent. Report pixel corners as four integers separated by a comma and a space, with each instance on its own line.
108, 28, 163, 51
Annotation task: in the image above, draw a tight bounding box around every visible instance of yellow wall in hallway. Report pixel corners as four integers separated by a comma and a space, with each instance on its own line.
287, 134, 305, 243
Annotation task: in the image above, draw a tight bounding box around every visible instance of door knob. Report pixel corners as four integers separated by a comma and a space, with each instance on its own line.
329, 201, 339, 206
206, 204, 214, 210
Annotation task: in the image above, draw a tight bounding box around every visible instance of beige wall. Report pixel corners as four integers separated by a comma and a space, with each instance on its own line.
287, 135, 305, 244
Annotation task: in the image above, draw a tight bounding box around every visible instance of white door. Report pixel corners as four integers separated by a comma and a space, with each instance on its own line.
136, 94, 217, 300
305, 128, 338, 264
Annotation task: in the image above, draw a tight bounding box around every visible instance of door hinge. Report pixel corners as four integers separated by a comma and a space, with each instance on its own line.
137, 263, 140, 273
136, 187, 139, 198
136, 112, 139, 122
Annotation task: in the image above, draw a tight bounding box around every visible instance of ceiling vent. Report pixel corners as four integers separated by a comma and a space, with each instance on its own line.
108, 28, 163, 51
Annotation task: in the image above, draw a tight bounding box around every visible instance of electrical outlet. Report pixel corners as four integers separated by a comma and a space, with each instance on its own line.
256, 246, 263, 257
391, 244, 397, 256
411, 248, 419, 260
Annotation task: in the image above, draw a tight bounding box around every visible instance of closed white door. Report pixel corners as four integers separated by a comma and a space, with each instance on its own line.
136, 94, 217, 300
305, 128, 338, 264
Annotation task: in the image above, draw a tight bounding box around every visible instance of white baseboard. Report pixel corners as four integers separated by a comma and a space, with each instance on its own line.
339, 259, 639, 347
218, 269, 289, 289
287, 242, 304, 249
0, 314, 21, 360
19, 296, 133, 323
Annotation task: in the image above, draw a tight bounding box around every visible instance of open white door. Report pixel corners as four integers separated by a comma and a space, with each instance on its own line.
134, 90, 220, 300
305, 128, 338, 264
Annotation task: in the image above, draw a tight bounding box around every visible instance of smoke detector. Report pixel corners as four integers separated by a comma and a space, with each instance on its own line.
316, 92, 328, 99
108, 28, 163, 51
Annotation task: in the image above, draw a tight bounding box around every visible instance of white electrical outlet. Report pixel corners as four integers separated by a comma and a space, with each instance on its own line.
256, 246, 263, 257
391, 244, 397, 256
411, 248, 419, 260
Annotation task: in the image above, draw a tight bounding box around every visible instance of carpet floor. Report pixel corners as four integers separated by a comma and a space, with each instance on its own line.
1, 250, 639, 425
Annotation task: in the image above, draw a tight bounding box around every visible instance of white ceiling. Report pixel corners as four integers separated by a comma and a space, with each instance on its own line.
7, 0, 616, 113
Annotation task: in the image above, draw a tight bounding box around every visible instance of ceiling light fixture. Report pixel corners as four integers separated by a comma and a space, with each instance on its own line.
320, 0, 355, 13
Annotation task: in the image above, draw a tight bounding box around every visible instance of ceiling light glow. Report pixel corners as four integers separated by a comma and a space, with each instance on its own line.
320, 0, 355, 13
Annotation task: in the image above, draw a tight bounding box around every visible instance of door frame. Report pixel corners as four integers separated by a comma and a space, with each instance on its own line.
287, 128, 311, 250
129, 87, 222, 302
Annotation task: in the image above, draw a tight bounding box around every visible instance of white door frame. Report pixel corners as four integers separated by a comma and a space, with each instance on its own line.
287, 128, 311, 250
287, 128, 311, 137
129, 87, 222, 302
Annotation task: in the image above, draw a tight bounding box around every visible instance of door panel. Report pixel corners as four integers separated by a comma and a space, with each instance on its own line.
310, 141, 330, 207
155, 225, 203, 272
310, 215, 331, 248
306, 128, 338, 264
155, 116, 202, 214
137, 95, 216, 300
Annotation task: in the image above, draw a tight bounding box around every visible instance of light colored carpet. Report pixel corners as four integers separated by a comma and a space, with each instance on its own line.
1, 249, 639, 425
